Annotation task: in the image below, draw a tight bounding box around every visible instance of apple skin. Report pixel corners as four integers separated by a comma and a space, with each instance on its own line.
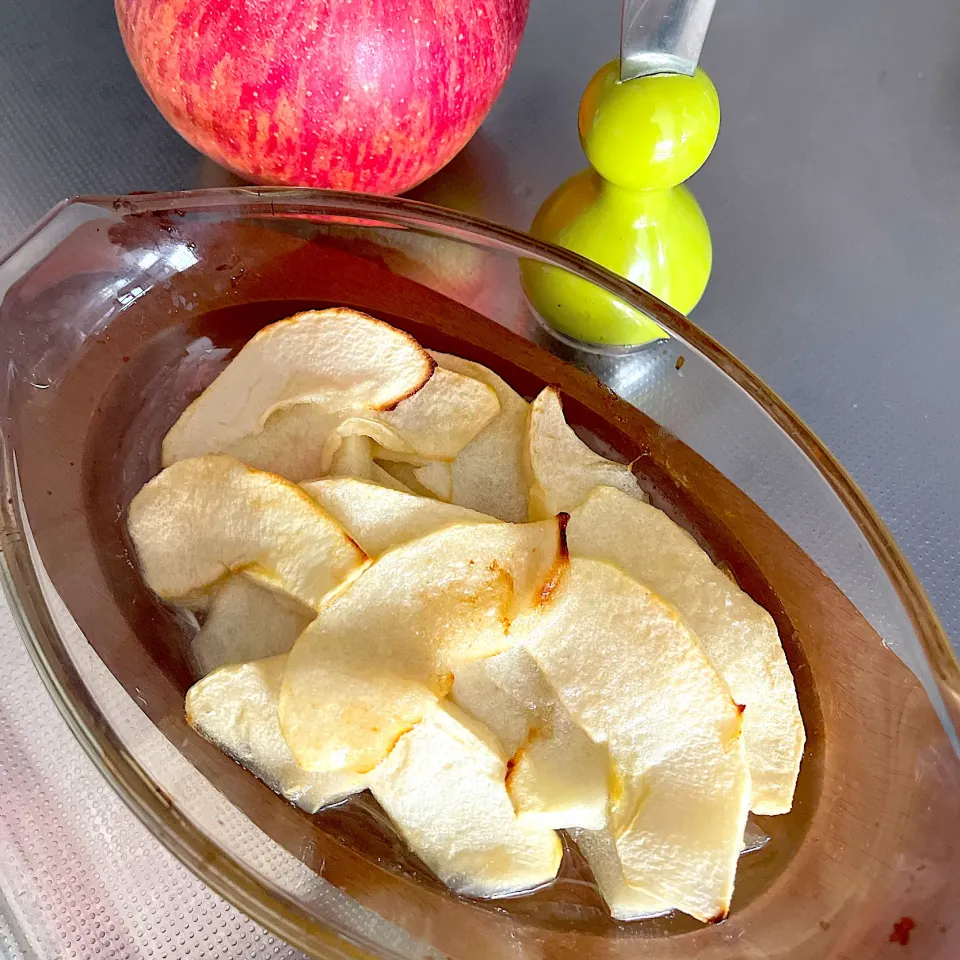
115, 0, 529, 194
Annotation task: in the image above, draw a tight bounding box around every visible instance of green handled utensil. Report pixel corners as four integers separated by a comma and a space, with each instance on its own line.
523, 0, 720, 348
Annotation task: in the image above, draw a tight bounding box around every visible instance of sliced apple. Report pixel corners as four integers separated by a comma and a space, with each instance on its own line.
162, 309, 435, 478
453, 647, 609, 830
184, 402, 341, 484
186, 655, 367, 813
301, 477, 497, 559
279, 517, 566, 775
127, 455, 367, 609
571, 827, 670, 921
369, 701, 562, 898
412, 460, 453, 501
326, 434, 413, 492
431, 352, 530, 522
525, 387, 647, 519
517, 557, 750, 923
450, 656, 528, 757
567, 487, 805, 815
367, 444, 431, 468
191, 576, 315, 677
337, 366, 499, 463
368, 459, 432, 497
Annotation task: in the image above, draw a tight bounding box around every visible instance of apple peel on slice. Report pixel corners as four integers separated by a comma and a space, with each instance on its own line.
567, 487, 805, 815
369, 701, 562, 898
127, 455, 367, 609
301, 477, 498, 559
453, 647, 609, 830
525, 387, 647, 520
431, 352, 530, 522
186, 655, 367, 813
517, 557, 750, 923
279, 517, 567, 775
191, 575, 315, 677
162, 309, 436, 479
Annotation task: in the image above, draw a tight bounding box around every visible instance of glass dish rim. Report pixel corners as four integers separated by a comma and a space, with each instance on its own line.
0, 186, 956, 959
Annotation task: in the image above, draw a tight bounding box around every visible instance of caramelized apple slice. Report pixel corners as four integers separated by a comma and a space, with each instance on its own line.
370, 701, 562, 898
518, 558, 750, 923
568, 487, 805, 815
279, 518, 566, 775
186, 655, 366, 813
127, 455, 366, 609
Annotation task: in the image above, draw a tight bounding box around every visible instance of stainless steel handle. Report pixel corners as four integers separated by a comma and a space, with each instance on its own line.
620, 0, 717, 81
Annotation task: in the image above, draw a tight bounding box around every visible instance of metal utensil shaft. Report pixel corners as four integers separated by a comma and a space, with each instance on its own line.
620, 0, 717, 81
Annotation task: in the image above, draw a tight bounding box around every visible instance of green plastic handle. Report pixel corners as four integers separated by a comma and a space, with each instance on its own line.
523, 60, 720, 347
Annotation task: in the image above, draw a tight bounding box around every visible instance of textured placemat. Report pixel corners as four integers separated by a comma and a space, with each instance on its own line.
0, 599, 309, 959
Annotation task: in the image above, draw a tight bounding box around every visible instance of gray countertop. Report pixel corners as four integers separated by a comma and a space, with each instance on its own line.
0, 1, 957, 956
2, 0, 957, 641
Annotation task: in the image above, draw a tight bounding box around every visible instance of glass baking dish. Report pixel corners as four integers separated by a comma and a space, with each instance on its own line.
0, 189, 957, 959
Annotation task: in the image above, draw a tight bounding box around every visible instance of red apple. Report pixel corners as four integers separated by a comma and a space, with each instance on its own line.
115, 0, 528, 194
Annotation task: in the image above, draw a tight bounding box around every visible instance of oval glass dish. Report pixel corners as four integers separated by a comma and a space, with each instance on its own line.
0, 189, 957, 960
